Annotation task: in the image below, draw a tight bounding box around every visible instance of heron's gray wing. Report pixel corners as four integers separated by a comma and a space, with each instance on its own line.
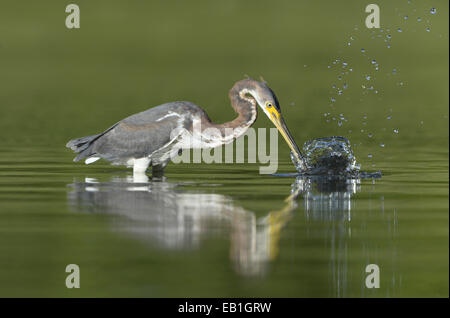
91, 104, 189, 162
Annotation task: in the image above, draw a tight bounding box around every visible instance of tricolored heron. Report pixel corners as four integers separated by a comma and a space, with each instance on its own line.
66, 79, 306, 176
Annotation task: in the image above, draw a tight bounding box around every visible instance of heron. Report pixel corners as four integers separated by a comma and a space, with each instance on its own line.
66, 78, 306, 176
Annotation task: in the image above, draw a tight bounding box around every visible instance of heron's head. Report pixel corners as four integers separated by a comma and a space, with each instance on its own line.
238, 79, 304, 163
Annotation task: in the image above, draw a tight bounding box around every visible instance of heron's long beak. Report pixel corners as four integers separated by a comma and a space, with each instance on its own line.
268, 108, 306, 169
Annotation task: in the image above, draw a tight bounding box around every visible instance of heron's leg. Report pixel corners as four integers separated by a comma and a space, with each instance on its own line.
133, 157, 151, 176
151, 162, 167, 178
132, 174, 149, 183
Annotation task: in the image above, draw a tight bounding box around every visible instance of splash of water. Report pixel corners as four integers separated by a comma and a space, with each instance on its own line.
290, 137, 380, 178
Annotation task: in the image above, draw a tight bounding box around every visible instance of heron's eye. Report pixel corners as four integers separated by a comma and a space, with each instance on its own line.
266, 102, 273, 108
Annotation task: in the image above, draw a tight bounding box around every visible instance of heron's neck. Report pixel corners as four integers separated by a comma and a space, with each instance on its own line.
202, 86, 257, 142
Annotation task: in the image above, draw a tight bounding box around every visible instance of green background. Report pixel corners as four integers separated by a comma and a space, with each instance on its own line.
0, 0, 448, 297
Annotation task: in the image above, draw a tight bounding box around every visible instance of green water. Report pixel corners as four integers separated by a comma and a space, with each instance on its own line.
0, 0, 448, 297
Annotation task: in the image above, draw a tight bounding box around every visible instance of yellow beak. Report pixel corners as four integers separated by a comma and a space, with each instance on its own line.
267, 108, 306, 169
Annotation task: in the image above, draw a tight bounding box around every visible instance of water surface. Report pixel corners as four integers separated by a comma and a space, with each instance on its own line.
0, 145, 447, 297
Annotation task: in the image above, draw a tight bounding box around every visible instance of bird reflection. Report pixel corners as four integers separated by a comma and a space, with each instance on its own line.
67, 175, 361, 278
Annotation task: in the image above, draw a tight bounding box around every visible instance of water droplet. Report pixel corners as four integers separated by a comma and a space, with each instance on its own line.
343, 83, 348, 89
417, 17, 422, 22
392, 68, 397, 74
426, 27, 430, 32
397, 28, 402, 32
380, 143, 385, 147
337, 76, 342, 80
338, 120, 343, 127
347, 42, 351, 46
331, 97, 336, 102
387, 115, 392, 120
371, 59, 377, 64
365, 75, 371, 80
327, 65, 331, 68
430, 8, 437, 15
361, 48, 365, 53
349, 68, 353, 72
386, 34, 392, 39
342, 62, 348, 67
387, 44, 391, 48
393, 129, 399, 134
332, 84, 336, 89
368, 133, 373, 138
368, 154, 373, 158
338, 90, 343, 95
350, 36, 354, 41
404, 15, 408, 20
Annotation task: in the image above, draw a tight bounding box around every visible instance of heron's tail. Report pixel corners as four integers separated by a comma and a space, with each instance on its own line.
66, 134, 100, 162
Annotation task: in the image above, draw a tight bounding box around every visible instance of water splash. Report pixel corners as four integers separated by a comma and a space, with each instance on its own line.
290, 137, 381, 178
